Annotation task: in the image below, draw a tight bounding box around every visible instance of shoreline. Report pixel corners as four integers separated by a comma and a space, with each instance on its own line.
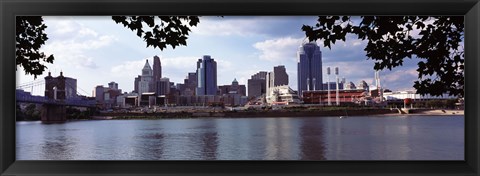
16, 109, 464, 122
92, 109, 464, 120
390, 109, 464, 116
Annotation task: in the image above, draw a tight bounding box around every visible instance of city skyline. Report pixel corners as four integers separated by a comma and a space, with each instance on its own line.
16, 16, 425, 96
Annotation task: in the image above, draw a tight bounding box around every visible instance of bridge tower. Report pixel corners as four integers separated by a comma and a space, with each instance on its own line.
41, 71, 67, 123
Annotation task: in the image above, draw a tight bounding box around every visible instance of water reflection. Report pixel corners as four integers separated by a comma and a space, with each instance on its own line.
215, 119, 258, 160
16, 116, 464, 160
299, 118, 326, 160
263, 118, 301, 160
134, 132, 165, 160
40, 124, 77, 160
200, 131, 218, 160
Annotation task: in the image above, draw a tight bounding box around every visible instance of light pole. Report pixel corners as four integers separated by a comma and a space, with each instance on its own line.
313, 77, 316, 91
335, 67, 340, 106
327, 67, 331, 106
306, 78, 310, 91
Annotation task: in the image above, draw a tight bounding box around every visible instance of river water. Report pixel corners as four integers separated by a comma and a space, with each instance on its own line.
16, 115, 464, 160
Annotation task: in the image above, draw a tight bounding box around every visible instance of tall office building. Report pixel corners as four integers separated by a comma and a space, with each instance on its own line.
152, 56, 164, 95
180, 72, 197, 96
157, 78, 170, 96
153, 55, 162, 81
134, 77, 140, 93
196, 55, 217, 96
273, 65, 289, 86
251, 71, 267, 80
247, 71, 267, 98
108, 81, 118, 90
94, 85, 105, 103
297, 41, 323, 96
138, 59, 153, 94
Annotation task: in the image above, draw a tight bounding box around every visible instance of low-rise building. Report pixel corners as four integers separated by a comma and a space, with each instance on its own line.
266, 85, 301, 105
302, 89, 367, 105
116, 92, 139, 108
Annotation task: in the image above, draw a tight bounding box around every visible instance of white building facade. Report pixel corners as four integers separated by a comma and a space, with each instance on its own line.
138, 60, 153, 95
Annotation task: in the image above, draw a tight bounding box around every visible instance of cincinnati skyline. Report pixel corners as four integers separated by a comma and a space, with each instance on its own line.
16, 16, 435, 96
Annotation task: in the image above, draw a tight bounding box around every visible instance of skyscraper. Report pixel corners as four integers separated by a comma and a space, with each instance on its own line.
247, 71, 267, 98
251, 71, 267, 80
297, 41, 323, 96
152, 56, 163, 95
196, 55, 217, 96
157, 78, 170, 96
180, 72, 197, 96
273, 65, 289, 86
138, 59, 153, 94
134, 76, 140, 93
108, 81, 118, 90
153, 55, 162, 81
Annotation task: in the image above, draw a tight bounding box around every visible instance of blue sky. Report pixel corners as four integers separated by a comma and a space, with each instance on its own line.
17, 16, 423, 96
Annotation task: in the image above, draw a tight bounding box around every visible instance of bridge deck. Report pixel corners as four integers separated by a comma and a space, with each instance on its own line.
16, 92, 96, 107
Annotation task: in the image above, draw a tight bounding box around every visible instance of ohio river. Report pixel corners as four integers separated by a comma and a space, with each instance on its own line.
16, 115, 464, 160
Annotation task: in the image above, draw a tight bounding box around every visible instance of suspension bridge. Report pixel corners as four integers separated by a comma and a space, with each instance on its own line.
16, 72, 97, 123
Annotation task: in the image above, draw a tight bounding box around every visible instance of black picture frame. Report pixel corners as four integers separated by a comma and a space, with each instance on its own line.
1, 0, 479, 175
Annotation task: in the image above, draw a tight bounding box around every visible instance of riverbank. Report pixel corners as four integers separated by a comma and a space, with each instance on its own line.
406, 109, 464, 116
14, 108, 464, 122
96, 108, 457, 120
97, 109, 391, 120
92, 108, 465, 120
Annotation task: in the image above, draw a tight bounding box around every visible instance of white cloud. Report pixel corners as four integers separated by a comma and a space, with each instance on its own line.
323, 61, 373, 81
380, 69, 418, 90
215, 58, 236, 85
352, 40, 363, 46
192, 18, 261, 36
78, 27, 99, 37
110, 59, 146, 78
253, 37, 303, 62
162, 56, 201, 83
383, 69, 417, 83
50, 20, 76, 35
161, 56, 199, 70
321, 34, 368, 63
42, 18, 117, 70
43, 35, 116, 53
74, 56, 98, 69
